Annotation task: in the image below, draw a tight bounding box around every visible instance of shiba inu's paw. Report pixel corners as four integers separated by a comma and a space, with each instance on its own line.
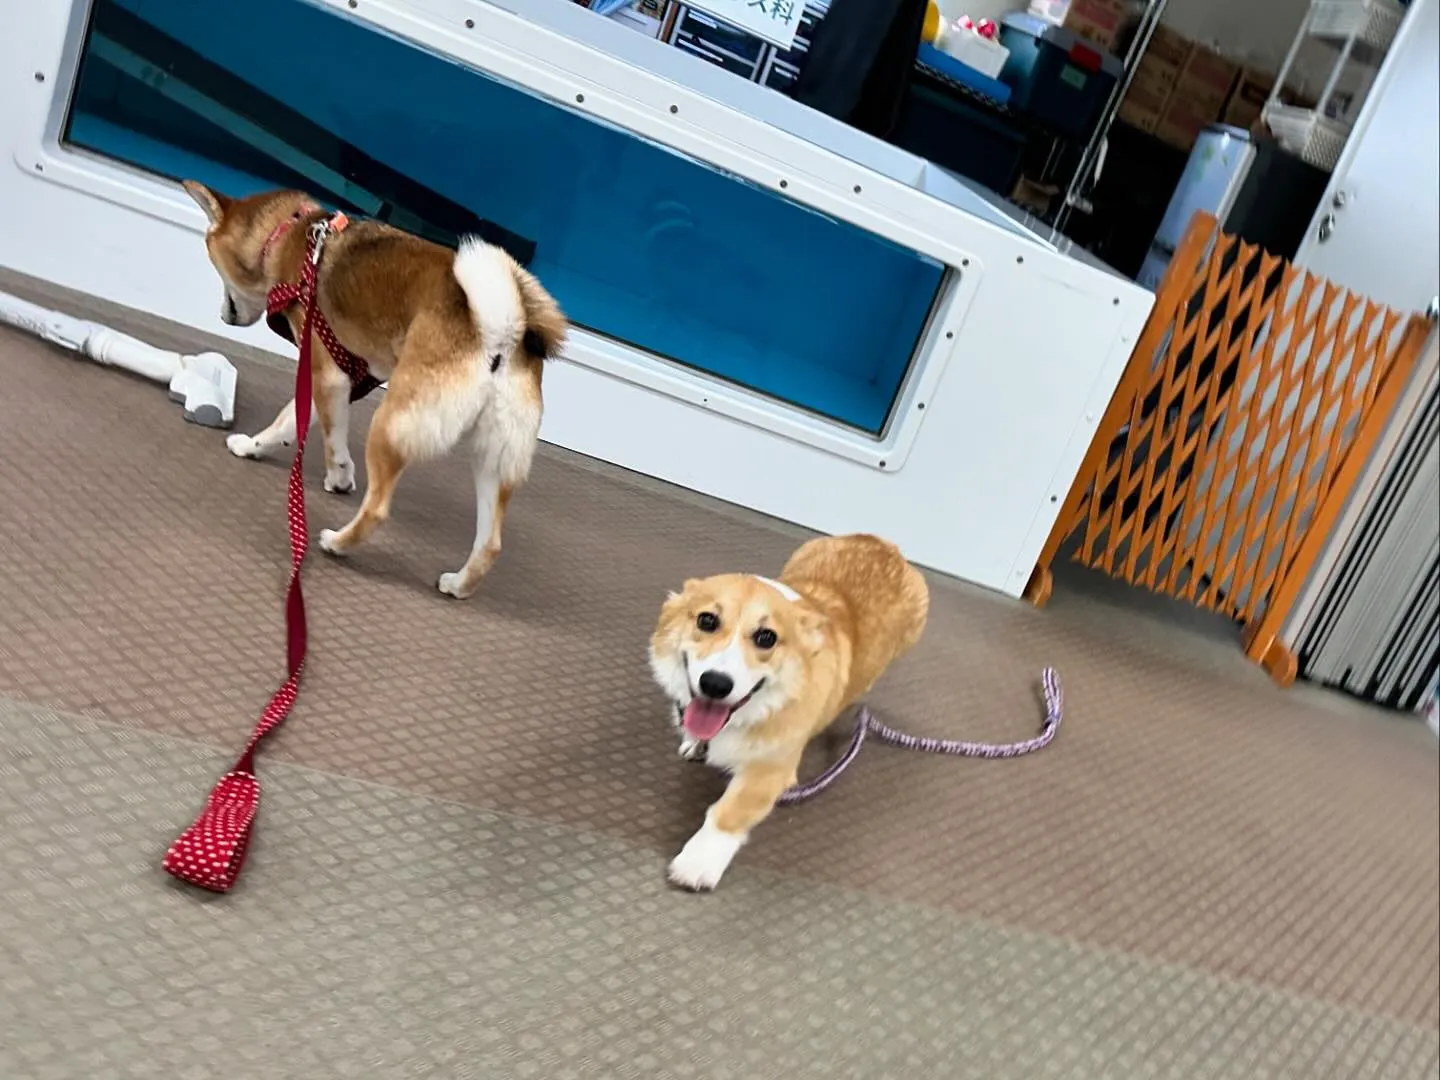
436, 571, 475, 599
678, 737, 706, 762
226, 433, 263, 459
317, 528, 346, 556
324, 460, 356, 494
667, 823, 742, 892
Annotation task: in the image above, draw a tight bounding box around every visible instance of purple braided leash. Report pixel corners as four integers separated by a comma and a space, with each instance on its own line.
777, 667, 1063, 807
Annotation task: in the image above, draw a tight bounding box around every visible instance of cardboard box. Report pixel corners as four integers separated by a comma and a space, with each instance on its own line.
1167, 79, 1225, 134
1144, 24, 1192, 69
1061, 0, 1128, 52
1009, 174, 1062, 216
1129, 52, 1183, 101
1153, 95, 1216, 151
1118, 97, 1163, 133
1117, 82, 1170, 133
1221, 67, 1275, 130
1121, 25, 1193, 100
1174, 46, 1240, 115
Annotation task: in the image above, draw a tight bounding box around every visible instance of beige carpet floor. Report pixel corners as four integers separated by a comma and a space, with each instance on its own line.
0, 277, 1436, 1078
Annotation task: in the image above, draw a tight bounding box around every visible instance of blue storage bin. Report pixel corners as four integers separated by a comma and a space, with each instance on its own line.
915, 42, 1013, 107
998, 12, 1124, 140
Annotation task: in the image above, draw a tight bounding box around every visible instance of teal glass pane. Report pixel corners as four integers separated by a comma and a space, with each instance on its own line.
65, 0, 945, 433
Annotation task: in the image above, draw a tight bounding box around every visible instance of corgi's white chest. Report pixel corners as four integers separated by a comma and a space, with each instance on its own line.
704, 726, 787, 772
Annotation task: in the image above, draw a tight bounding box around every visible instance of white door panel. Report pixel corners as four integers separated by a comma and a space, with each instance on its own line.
1294, 0, 1439, 316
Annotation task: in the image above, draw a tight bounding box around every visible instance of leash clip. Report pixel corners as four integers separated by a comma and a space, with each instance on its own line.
307, 218, 330, 265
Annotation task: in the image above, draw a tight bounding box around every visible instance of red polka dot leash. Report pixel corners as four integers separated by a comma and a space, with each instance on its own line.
163, 214, 373, 892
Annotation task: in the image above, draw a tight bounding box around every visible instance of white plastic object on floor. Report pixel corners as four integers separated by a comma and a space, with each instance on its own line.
0, 289, 237, 428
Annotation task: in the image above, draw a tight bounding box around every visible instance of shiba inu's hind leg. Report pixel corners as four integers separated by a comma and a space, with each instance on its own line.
316, 392, 408, 557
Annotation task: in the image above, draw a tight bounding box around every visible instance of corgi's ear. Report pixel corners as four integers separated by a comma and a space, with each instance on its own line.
794, 606, 829, 657
516, 266, 568, 361
660, 578, 704, 617
182, 180, 231, 226
656, 586, 692, 637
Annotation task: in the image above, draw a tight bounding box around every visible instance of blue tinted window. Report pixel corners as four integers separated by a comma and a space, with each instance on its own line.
66, 0, 944, 433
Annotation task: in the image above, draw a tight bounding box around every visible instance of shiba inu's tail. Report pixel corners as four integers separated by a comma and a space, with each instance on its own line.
452, 238, 567, 366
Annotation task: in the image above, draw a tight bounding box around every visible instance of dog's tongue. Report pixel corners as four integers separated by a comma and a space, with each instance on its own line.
683, 699, 732, 741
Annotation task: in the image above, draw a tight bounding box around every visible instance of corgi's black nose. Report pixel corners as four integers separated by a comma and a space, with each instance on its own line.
698, 671, 733, 700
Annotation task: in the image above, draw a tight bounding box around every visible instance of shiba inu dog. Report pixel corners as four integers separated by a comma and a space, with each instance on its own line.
183, 181, 567, 597
649, 534, 929, 890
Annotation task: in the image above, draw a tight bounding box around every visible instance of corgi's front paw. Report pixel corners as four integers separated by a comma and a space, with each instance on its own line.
226, 433, 263, 459
667, 822, 743, 892
678, 737, 706, 762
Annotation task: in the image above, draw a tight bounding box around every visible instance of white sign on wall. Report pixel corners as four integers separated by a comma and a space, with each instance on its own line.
684, 0, 804, 50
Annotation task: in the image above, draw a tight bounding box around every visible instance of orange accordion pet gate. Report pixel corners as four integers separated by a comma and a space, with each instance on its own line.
1027, 213, 1431, 684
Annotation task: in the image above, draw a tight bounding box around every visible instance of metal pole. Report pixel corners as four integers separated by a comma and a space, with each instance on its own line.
1055, 0, 1173, 231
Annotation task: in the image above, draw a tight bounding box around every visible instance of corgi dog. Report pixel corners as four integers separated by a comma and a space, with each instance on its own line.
649, 534, 929, 890
182, 181, 567, 598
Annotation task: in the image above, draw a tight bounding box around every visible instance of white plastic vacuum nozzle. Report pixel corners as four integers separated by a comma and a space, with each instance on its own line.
0, 289, 237, 428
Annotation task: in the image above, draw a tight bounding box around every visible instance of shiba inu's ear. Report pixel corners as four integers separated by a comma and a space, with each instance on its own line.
182, 180, 231, 226
515, 266, 568, 360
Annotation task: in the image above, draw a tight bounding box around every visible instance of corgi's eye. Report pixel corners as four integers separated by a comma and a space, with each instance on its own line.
696, 612, 720, 633
751, 628, 777, 650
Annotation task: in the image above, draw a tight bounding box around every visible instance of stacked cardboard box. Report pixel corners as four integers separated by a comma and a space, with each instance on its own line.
1114, 24, 1255, 152
1117, 80, 1168, 133
1221, 67, 1276, 130
1116, 24, 1191, 133
1059, 0, 1130, 52
1153, 47, 1240, 149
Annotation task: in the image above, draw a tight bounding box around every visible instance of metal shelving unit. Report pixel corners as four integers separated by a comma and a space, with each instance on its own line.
1054, 0, 1172, 230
